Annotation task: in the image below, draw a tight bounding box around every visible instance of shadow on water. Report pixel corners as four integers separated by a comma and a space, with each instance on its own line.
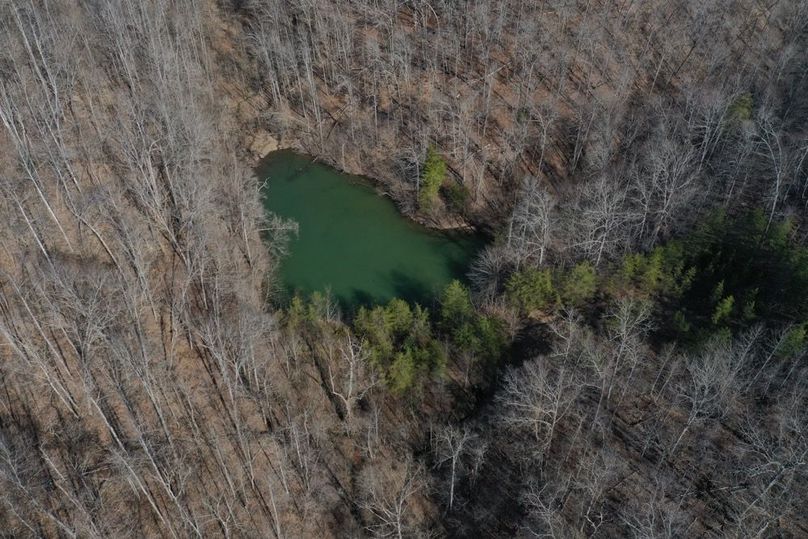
258, 153, 321, 194
441, 231, 488, 276
388, 269, 434, 307
446, 251, 473, 280
338, 288, 377, 315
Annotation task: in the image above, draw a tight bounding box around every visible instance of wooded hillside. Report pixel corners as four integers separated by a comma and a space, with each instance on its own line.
1, 0, 806, 537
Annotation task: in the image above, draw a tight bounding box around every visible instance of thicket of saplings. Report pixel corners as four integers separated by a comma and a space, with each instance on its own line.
1, 0, 807, 537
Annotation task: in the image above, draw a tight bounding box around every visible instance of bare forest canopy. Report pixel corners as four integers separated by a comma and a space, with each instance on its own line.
0, 0, 806, 537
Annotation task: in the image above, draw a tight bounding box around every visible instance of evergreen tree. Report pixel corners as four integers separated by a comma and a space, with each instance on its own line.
505, 268, 557, 313
559, 262, 597, 306
419, 145, 447, 211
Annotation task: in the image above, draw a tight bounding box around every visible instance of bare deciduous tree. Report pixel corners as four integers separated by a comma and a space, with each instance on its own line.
506, 176, 555, 267
328, 333, 378, 425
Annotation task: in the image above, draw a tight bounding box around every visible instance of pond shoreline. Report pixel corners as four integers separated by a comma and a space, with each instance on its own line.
247, 129, 481, 235
258, 150, 484, 308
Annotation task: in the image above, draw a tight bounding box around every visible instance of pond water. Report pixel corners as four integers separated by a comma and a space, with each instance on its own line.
260, 150, 482, 309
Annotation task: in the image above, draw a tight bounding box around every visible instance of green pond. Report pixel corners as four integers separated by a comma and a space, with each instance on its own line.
260, 150, 482, 309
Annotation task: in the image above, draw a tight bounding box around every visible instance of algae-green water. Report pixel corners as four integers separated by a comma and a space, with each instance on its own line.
260, 150, 482, 308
